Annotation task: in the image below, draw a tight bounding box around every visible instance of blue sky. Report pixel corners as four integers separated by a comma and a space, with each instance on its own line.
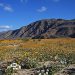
0, 0, 75, 32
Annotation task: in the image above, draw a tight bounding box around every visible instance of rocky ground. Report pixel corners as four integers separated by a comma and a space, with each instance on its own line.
13, 69, 34, 75
13, 65, 75, 75
12, 64, 75, 75
54, 64, 75, 75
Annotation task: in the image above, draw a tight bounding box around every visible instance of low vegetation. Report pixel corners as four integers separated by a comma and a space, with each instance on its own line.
0, 38, 75, 62
0, 38, 75, 74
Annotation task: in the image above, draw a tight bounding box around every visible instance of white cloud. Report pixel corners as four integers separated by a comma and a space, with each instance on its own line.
0, 3, 13, 12
20, 0, 28, 3
0, 3, 4, 7
37, 6, 47, 13
0, 25, 11, 29
20, 0, 24, 3
52, 0, 60, 2
0, 25, 12, 32
4, 6, 13, 12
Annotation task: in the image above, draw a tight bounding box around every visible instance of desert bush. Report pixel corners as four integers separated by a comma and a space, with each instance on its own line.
21, 58, 38, 69
6, 67, 13, 75
21, 38, 29, 42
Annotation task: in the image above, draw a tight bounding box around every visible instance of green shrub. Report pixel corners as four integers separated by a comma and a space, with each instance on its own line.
6, 67, 13, 75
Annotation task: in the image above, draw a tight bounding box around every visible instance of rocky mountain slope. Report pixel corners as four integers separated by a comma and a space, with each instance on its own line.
0, 19, 75, 39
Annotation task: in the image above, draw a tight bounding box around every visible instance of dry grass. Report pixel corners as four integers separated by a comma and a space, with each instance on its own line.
0, 38, 75, 62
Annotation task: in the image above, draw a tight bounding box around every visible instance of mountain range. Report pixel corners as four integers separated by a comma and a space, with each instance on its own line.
0, 19, 75, 39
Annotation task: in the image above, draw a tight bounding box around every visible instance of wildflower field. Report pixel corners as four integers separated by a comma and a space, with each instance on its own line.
0, 38, 75, 63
